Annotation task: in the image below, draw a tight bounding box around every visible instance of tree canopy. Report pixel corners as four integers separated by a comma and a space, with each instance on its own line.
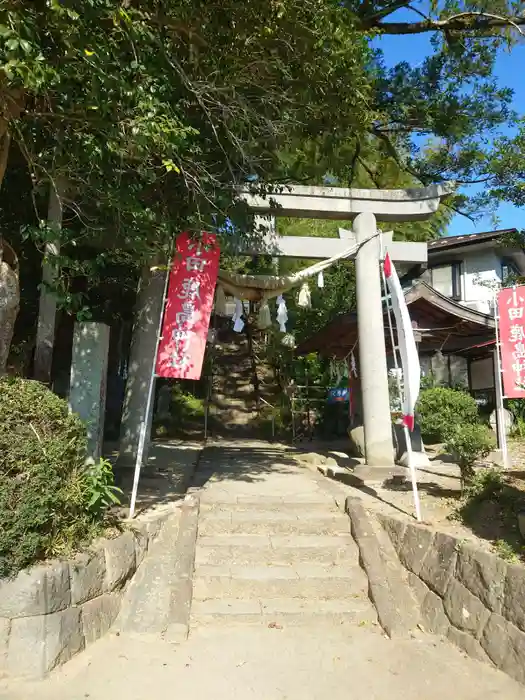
2, 1, 524, 236
0, 0, 523, 352
0, 0, 371, 246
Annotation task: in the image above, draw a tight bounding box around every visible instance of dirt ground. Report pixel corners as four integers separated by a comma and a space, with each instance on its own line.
294, 439, 525, 564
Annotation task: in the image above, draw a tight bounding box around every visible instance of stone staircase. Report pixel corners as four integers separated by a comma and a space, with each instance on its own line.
190, 445, 377, 630
208, 330, 279, 438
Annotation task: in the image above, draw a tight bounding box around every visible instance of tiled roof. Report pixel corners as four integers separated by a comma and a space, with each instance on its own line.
428, 229, 517, 251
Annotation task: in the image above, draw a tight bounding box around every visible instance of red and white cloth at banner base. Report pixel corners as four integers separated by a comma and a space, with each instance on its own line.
497, 285, 525, 399
155, 232, 220, 381
383, 253, 421, 431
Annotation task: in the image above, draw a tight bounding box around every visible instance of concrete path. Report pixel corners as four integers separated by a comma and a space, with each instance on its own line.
1, 440, 524, 699
115, 440, 202, 515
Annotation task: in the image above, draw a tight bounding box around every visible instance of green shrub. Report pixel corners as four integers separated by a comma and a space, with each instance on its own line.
170, 386, 205, 419
507, 399, 525, 437
0, 377, 117, 578
492, 539, 519, 563
463, 467, 504, 501
445, 424, 496, 487
417, 387, 479, 443
85, 458, 123, 518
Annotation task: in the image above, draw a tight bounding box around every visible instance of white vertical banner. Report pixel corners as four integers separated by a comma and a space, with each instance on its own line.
383, 253, 421, 429
383, 252, 422, 522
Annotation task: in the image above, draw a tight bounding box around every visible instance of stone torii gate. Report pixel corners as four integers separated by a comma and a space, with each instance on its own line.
118, 182, 451, 469
238, 183, 452, 466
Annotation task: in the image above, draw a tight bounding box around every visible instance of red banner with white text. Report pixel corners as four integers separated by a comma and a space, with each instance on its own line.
498, 285, 525, 399
155, 232, 220, 380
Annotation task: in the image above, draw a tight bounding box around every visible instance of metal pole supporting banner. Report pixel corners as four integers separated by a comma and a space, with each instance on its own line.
128, 254, 173, 520
493, 290, 510, 470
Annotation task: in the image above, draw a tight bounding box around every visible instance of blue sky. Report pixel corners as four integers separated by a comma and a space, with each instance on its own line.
375, 6, 525, 237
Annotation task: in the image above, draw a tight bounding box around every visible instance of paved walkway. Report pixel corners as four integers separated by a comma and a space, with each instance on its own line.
1, 441, 524, 699
115, 440, 202, 515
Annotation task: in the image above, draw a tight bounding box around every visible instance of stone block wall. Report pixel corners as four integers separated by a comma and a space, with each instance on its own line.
0, 516, 166, 679
379, 514, 525, 685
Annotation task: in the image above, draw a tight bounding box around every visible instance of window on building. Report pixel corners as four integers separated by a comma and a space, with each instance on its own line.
422, 263, 462, 300
501, 258, 520, 284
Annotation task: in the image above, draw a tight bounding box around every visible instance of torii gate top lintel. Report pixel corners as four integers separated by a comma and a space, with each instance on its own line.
236, 182, 453, 263
238, 182, 454, 223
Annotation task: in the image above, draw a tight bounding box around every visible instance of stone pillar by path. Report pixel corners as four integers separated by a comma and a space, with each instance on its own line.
69, 322, 110, 461
33, 180, 65, 384
118, 260, 166, 466
354, 212, 394, 466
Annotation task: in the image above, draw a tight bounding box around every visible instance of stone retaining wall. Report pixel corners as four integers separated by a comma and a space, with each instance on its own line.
0, 515, 168, 679
379, 513, 525, 685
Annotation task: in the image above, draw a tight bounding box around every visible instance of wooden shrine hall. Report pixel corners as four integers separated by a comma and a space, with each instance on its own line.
297, 280, 498, 412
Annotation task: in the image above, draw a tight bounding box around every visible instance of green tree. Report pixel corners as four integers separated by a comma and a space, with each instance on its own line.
273, 2, 525, 219
1, 0, 525, 372
0, 0, 373, 370
351, 1, 525, 218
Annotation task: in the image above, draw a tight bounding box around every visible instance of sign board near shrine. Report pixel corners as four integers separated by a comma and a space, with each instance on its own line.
498, 285, 525, 399
156, 232, 220, 380
327, 388, 350, 404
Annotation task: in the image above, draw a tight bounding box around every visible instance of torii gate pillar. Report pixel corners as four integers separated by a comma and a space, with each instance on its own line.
240, 183, 453, 468
353, 212, 392, 465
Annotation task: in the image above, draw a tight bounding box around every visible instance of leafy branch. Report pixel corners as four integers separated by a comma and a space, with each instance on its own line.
363, 9, 525, 35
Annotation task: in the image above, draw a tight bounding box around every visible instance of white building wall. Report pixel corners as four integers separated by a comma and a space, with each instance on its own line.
461, 250, 501, 313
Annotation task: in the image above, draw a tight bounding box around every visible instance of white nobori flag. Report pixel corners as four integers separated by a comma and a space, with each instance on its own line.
383, 253, 420, 431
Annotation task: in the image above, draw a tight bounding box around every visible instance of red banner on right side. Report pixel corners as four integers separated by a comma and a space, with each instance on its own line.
498, 285, 525, 399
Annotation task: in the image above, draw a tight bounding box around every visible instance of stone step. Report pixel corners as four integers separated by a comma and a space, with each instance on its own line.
205, 426, 262, 438
191, 598, 377, 628
193, 574, 366, 601
214, 385, 255, 397
210, 402, 257, 413
198, 515, 350, 537
197, 534, 354, 548
212, 380, 253, 389
200, 501, 340, 515
194, 564, 368, 587
214, 351, 251, 358
213, 377, 253, 386
200, 508, 341, 522
213, 365, 253, 376
208, 417, 260, 428
208, 414, 260, 427
213, 379, 253, 388
195, 544, 359, 567
197, 493, 334, 505
209, 404, 258, 415
210, 395, 254, 404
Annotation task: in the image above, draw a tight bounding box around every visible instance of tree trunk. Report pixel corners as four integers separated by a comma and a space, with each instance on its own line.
0, 85, 24, 373
33, 180, 65, 384
0, 239, 19, 375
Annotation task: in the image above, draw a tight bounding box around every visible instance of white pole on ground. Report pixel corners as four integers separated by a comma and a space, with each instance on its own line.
493, 290, 510, 470
403, 423, 422, 521
379, 233, 422, 522
128, 253, 173, 519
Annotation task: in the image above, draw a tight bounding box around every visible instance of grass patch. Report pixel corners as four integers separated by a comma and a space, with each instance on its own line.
453, 468, 525, 563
